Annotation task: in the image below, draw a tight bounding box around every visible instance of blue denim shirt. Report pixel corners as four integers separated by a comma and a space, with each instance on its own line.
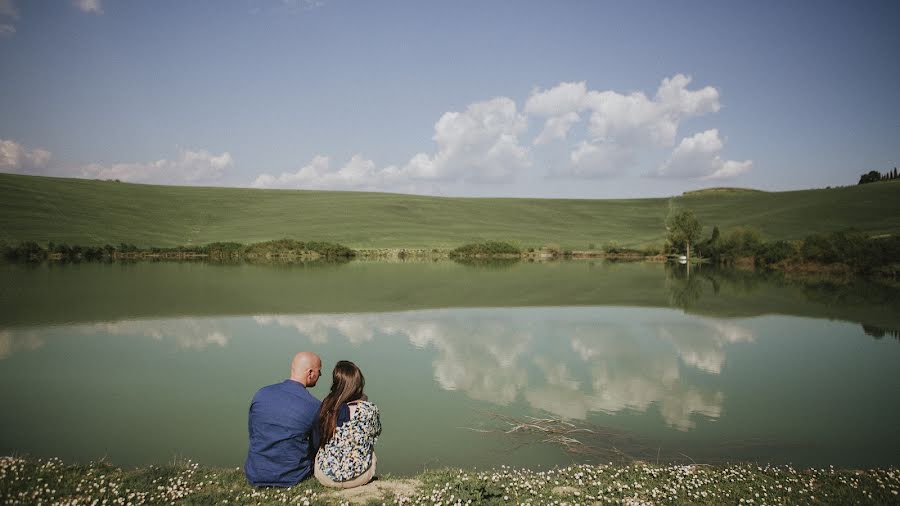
244, 380, 321, 487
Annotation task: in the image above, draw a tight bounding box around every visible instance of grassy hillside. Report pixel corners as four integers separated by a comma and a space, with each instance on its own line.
1, 173, 899, 249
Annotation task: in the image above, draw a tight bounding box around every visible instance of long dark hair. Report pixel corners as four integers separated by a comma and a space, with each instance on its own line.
317, 360, 365, 448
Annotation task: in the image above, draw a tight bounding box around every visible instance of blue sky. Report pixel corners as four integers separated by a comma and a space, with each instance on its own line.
1, 0, 898, 198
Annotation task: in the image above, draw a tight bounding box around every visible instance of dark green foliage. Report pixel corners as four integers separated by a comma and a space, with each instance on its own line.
800, 230, 900, 272
2, 241, 47, 261
858, 168, 899, 184
858, 170, 881, 184
665, 209, 702, 258
1, 239, 356, 263
756, 240, 794, 266
700, 227, 762, 262
698, 224, 900, 273
718, 228, 763, 261
450, 241, 521, 258
303, 241, 356, 258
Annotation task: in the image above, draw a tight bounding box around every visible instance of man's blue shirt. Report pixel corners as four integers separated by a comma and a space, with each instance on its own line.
244, 380, 321, 487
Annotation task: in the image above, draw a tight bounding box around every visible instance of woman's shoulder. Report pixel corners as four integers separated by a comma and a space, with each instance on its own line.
348, 400, 379, 413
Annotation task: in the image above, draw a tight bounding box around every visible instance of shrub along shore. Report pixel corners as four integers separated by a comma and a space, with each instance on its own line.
4, 229, 897, 279
1, 455, 898, 505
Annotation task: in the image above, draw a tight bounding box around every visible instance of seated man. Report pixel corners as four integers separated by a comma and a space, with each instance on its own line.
244, 351, 322, 487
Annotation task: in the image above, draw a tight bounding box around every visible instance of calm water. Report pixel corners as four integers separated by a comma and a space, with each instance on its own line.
1, 260, 898, 473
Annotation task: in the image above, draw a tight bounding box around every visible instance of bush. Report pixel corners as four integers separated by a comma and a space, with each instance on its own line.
2, 241, 46, 261
304, 241, 355, 258
718, 228, 763, 261
757, 240, 795, 266
450, 241, 521, 258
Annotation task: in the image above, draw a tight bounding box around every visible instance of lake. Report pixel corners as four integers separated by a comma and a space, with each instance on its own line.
1, 260, 898, 474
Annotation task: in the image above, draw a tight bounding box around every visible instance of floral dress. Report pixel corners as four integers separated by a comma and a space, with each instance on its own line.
316, 401, 382, 482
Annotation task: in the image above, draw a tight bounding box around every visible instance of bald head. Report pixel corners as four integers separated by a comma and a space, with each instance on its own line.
290, 352, 322, 387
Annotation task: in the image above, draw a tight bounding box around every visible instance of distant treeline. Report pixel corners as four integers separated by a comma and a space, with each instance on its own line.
858, 167, 898, 185
1, 239, 355, 262
693, 228, 900, 274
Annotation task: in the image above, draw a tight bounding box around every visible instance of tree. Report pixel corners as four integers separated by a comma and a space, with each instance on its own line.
666, 209, 702, 264
858, 170, 881, 184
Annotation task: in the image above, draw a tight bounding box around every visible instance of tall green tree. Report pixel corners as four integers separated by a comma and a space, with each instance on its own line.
666, 209, 702, 263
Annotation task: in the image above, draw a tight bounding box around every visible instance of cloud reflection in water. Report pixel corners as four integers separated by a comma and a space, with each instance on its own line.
254, 308, 754, 430
0, 308, 752, 431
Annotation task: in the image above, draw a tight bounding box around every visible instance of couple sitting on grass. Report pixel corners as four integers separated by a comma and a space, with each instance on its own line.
244, 352, 382, 489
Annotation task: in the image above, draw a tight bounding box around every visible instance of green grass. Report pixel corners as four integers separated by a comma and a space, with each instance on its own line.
1, 173, 900, 249
2, 456, 898, 505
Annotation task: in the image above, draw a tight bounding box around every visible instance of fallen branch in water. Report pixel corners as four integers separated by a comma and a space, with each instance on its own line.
460, 411, 795, 465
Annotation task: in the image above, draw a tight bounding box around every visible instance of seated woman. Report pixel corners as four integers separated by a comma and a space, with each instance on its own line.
314, 360, 382, 489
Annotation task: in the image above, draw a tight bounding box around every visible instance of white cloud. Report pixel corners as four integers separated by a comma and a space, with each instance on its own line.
0, 23, 13, 36
656, 129, 753, 180
79, 148, 233, 184
533, 111, 580, 145
251, 154, 402, 191
526, 75, 722, 178
402, 97, 530, 183
567, 140, 634, 177
73, 0, 103, 14
525, 81, 587, 117
0, 139, 52, 172
253, 96, 531, 190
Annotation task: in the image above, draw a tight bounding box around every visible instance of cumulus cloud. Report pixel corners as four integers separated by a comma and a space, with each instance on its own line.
525, 81, 588, 118
656, 129, 753, 180
567, 140, 634, 177
0, 139, 52, 172
533, 111, 580, 145
253, 97, 531, 190
526, 75, 721, 177
404, 97, 531, 182
73, 0, 103, 14
251, 75, 744, 189
0, 23, 14, 36
79, 148, 233, 184
251, 154, 402, 191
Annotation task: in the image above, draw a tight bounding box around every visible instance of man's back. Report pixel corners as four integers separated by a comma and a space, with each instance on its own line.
245, 379, 321, 487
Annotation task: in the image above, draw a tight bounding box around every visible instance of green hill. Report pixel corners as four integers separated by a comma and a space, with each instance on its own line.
1, 173, 899, 249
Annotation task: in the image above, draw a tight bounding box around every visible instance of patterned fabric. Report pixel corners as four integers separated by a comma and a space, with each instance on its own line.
316, 401, 382, 482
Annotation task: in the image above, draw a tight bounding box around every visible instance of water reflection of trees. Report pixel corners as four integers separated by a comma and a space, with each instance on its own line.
451, 258, 521, 270
664, 265, 900, 339
861, 324, 900, 341
665, 264, 704, 309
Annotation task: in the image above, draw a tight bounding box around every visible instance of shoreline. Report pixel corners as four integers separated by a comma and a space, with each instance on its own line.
1, 455, 897, 505
2, 250, 896, 284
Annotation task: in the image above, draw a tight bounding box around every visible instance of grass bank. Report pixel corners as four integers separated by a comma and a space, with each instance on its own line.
1, 456, 898, 505
2, 173, 899, 250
